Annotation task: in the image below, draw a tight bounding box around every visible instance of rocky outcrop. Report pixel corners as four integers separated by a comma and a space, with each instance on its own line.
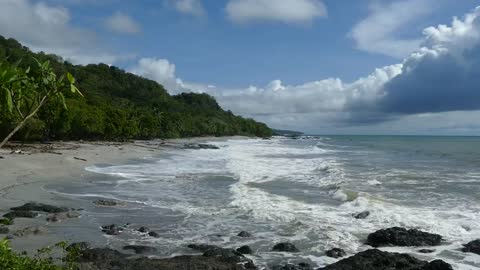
47, 211, 80, 222
123, 245, 158, 254
148, 231, 160, 238
367, 227, 442, 247
101, 224, 123, 235
353, 211, 370, 219
237, 231, 252, 238
3, 210, 37, 219
77, 247, 256, 270
183, 143, 220, 150
462, 239, 480, 255
272, 242, 299, 252
11, 202, 69, 213
138, 226, 150, 233
236, 245, 253, 255
271, 263, 313, 270
93, 199, 121, 207
0, 226, 9, 234
325, 248, 346, 258
318, 249, 452, 270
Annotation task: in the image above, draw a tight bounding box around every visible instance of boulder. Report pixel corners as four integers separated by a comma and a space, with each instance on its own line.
236, 245, 253, 254
11, 203, 69, 213
46, 211, 80, 222
183, 143, 220, 150
148, 231, 160, 238
462, 239, 480, 255
272, 242, 300, 252
202, 247, 248, 263
93, 199, 120, 207
77, 247, 256, 270
353, 211, 370, 219
237, 231, 252, 237
318, 249, 452, 270
3, 210, 37, 219
272, 263, 313, 270
138, 226, 150, 233
418, 249, 435, 254
101, 224, 122, 235
123, 245, 158, 254
0, 226, 9, 234
325, 248, 346, 258
367, 227, 442, 247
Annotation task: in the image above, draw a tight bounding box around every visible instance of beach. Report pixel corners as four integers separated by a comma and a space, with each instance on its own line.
0, 136, 479, 269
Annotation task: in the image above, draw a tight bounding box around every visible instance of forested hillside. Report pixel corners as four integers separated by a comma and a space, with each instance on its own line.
0, 36, 272, 141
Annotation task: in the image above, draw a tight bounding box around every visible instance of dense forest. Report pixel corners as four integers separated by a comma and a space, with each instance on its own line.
0, 35, 272, 142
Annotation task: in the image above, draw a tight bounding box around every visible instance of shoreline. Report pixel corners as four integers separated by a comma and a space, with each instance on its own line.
0, 138, 474, 269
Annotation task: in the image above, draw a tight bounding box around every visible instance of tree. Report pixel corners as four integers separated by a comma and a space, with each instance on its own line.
0, 59, 82, 148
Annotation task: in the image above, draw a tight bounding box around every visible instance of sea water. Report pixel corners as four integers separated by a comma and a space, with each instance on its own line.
46, 136, 480, 269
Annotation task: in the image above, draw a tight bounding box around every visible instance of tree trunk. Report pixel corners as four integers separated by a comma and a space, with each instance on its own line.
0, 96, 48, 149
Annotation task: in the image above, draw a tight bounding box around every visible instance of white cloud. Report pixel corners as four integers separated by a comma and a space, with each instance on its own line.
171, 0, 205, 17
104, 12, 142, 34
350, 0, 433, 58
133, 5, 480, 134
0, 0, 123, 65
226, 0, 327, 24
130, 58, 189, 94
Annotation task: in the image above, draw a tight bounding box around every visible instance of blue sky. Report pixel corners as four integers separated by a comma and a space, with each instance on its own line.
2, 0, 480, 135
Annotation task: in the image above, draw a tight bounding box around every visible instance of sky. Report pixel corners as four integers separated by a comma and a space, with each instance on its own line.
1, 0, 480, 135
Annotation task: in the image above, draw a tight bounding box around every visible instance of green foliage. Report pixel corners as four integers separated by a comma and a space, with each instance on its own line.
0, 239, 78, 270
0, 35, 272, 142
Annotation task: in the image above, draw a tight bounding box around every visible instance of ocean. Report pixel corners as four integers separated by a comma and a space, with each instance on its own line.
46, 136, 480, 269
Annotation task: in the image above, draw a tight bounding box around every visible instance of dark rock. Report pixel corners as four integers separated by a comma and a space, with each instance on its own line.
418, 249, 435, 253
325, 248, 346, 258
183, 143, 220, 150
101, 224, 122, 235
236, 245, 253, 254
123, 245, 158, 254
0, 226, 9, 234
202, 247, 248, 264
272, 263, 312, 270
367, 227, 442, 247
423, 260, 453, 270
237, 231, 252, 237
46, 211, 80, 222
11, 203, 69, 213
138, 226, 150, 233
272, 242, 300, 252
67, 242, 91, 252
93, 199, 119, 207
462, 239, 480, 255
3, 210, 38, 219
318, 249, 452, 270
77, 247, 256, 270
148, 231, 160, 238
187, 244, 219, 252
353, 211, 370, 219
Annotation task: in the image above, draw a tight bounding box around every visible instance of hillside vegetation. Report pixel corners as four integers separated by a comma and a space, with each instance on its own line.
0, 35, 272, 142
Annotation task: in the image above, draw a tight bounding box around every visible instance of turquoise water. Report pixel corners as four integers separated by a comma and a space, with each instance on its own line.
47, 136, 480, 269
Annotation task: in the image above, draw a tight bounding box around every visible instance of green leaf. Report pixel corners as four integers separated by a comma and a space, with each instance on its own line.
70, 84, 83, 97
58, 92, 67, 110
5, 88, 13, 112
66, 72, 75, 84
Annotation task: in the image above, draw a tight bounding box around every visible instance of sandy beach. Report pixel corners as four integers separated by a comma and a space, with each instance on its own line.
0, 139, 216, 253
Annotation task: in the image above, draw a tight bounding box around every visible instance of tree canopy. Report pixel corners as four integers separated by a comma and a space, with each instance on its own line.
0, 35, 272, 142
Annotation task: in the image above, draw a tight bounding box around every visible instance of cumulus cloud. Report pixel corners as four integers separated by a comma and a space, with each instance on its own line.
350, 0, 433, 58
170, 0, 205, 17
0, 0, 123, 65
130, 58, 189, 94
225, 0, 327, 24
104, 12, 142, 34
133, 5, 480, 133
